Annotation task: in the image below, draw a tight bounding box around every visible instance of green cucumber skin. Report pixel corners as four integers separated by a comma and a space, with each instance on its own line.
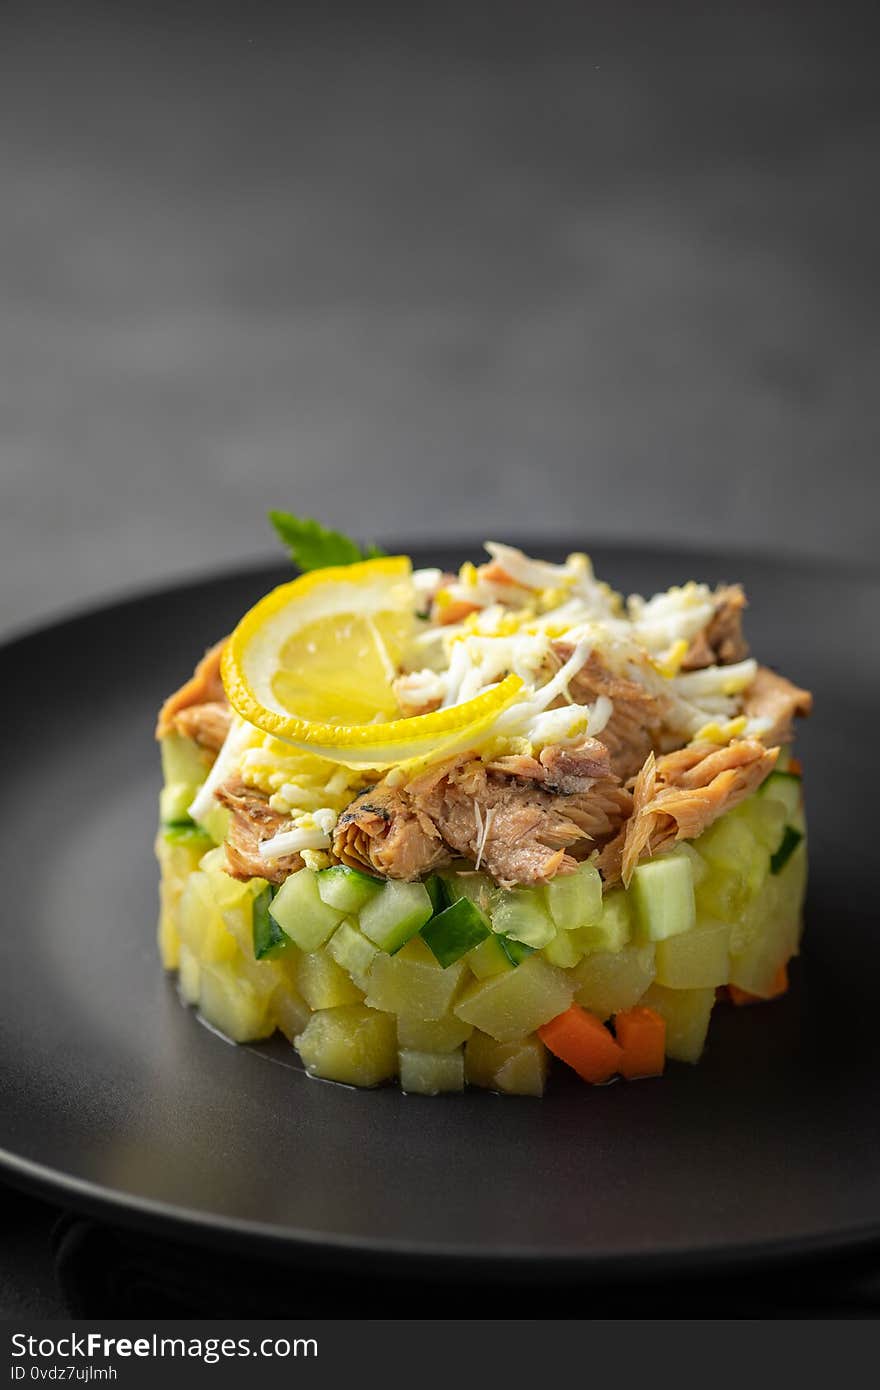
421, 899, 491, 968
316, 865, 382, 914
770, 825, 804, 875
499, 936, 536, 966
252, 886, 289, 959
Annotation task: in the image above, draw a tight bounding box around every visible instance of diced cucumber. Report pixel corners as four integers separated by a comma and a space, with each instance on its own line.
543, 861, 603, 931
422, 898, 491, 967
441, 870, 495, 914
269, 868, 345, 952
160, 732, 209, 788
425, 874, 450, 913
490, 886, 556, 948
631, 854, 696, 943
398, 1047, 465, 1095
161, 820, 212, 848
465, 933, 514, 979
252, 886, 290, 960
698, 814, 761, 875
499, 935, 536, 966
327, 920, 380, 990
578, 888, 632, 954
160, 782, 201, 825
739, 795, 787, 854
316, 865, 383, 914
770, 825, 804, 875
666, 841, 709, 887
542, 931, 585, 969
758, 769, 802, 821
358, 879, 434, 953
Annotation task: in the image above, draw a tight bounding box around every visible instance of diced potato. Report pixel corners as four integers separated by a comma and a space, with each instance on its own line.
399, 1047, 465, 1095
454, 956, 573, 1042
272, 985, 312, 1044
495, 1039, 547, 1097
397, 1014, 473, 1053
464, 1032, 547, 1096
641, 983, 715, 1064
199, 961, 275, 1042
364, 946, 466, 1021
297, 949, 364, 1010
327, 920, 380, 990
655, 919, 731, 989
178, 944, 201, 1004
178, 873, 238, 963
572, 944, 655, 1019
577, 887, 632, 954
157, 904, 181, 970
294, 1005, 397, 1086
728, 843, 806, 994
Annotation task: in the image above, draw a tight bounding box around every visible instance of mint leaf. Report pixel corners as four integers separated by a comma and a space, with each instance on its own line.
268, 511, 386, 571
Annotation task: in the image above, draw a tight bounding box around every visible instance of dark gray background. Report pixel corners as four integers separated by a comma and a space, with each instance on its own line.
1, 0, 878, 640
0, 0, 878, 1318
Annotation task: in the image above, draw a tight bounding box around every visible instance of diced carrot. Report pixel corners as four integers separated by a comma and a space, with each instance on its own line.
788, 757, 803, 777
728, 962, 789, 1006
436, 597, 481, 625
715, 985, 731, 1003
538, 1005, 623, 1083
614, 1007, 666, 1079
480, 560, 519, 587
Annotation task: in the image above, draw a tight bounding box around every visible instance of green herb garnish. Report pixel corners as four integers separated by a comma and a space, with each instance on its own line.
269, 511, 386, 572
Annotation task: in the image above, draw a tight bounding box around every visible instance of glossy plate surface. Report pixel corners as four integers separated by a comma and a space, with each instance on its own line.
1, 543, 876, 1276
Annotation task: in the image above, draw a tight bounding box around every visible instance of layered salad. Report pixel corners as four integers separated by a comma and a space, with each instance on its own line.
155, 515, 811, 1096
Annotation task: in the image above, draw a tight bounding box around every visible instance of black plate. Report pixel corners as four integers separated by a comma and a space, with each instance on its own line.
1, 541, 877, 1279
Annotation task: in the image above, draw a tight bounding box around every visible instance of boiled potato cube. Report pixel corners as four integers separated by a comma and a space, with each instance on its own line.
641, 983, 715, 1064
157, 904, 181, 971
454, 956, 573, 1041
397, 1014, 473, 1053
199, 962, 274, 1042
177, 944, 201, 1004
297, 949, 364, 1010
655, 919, 731, 989
495, 1039, 548, 1097
178, 873, 238, 963
272, 985, 312, 1044
572, 944, 655, 1019
294, 1005, 397, 1086
464, 1032, 547, 1096
577, 888, 632, 954
399, 1047, 465, 1095
364, 947, 466, 1021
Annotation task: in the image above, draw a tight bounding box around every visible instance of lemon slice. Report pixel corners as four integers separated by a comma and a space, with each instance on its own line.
222, 556, 524, 766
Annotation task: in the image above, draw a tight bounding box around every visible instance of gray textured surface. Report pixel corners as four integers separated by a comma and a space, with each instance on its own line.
1, 2, 878, 640
0, 1, 877, 1319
